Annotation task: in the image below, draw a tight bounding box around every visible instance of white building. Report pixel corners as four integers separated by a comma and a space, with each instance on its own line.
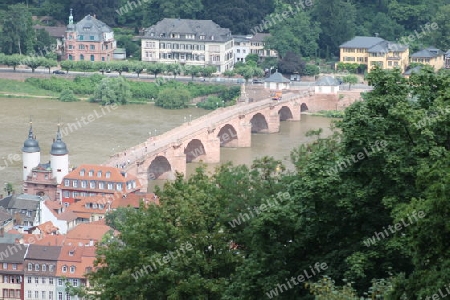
233, 33, 278, 64
314, 76, 340, 94
141, 18, 234, 73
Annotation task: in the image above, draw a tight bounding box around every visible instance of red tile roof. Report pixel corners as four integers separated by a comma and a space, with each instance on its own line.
56, 245, 97, 278
63, 164, 140, 185
111, 192, 159, 209
66, 223, 113, 243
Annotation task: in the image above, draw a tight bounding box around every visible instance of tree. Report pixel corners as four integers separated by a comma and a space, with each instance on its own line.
4, 54, 22, 71
428, 4, 450, 50
129, 61, 145, 78
60, 60, 74, 74
34, 28, 57, 55
166, 63, 183, 78
112, 61, 130, 75
245, 53, 259, 65
223, 69, 235, 78
277, 52, 305, 75
24, 57, 46, 73
59, 89, 79, 102
90, 76, 131, 105
0, 4, 35, 55
184, 65, 202, 81
199, 66, 217, 78
265, 7, 321, 58
155, 88, 191, 109
343, 75, 358, 90
41, 58, 58, 74
146, 62, 166, 78
312, 0, 356, 57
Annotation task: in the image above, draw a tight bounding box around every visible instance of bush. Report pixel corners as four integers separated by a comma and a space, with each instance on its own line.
59, 89, 79, 102
155, 88, 191, 109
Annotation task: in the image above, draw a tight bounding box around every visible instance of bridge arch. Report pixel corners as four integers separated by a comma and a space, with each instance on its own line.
301, 103, 309, 112
184, 139, 206, 163
148, 156, 172, 180
278, 106, 293, 121
217, 124, 238, 147
250, 113, 268, 133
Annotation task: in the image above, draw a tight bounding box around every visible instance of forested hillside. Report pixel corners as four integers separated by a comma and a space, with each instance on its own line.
2, 0, 450, 58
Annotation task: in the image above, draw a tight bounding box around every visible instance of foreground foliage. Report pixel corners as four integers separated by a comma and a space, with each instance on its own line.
82, 67, 450, 299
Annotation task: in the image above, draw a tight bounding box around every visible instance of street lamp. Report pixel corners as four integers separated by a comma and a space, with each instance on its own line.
189, 114, 192, 123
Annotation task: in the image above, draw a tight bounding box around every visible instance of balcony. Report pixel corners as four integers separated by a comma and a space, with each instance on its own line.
208, 61, 221, 65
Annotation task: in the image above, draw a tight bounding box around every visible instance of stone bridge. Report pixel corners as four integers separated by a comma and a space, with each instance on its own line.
105, 90, 338, 191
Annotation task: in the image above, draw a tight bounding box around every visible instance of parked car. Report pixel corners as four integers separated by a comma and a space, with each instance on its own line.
252, 78, 264, 84
52, 70, 65, 74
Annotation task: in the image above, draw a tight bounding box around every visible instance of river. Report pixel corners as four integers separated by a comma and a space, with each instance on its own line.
0, 97, 334, 192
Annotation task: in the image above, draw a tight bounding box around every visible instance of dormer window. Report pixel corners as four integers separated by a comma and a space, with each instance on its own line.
69, 250, 74, 256
98, 204, 104, 209
200, 35, 205, 40
79, 169, 85, 176
42, 264, 47, 271
49, 265, 54, 272
62, 265, 67, 273
105, 171, 111, 178
35, 264, 40, 271
70, 266, 75, 273
97, 171, 102, 177
88, 170, 94, 177
85, 203, 90, 208
92, 203, 98, 209
28, 263, 32, 271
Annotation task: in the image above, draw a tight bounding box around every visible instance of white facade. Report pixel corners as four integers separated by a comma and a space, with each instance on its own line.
24, 275, 56, 300
23, 152, 40, 181
233, 36, 251, 63
40, 202, 70, 234
50, 154, 69, 185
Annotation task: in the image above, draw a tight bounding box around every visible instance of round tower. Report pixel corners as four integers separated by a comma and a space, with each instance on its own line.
50, 125, 69, 184
22, 122, 41, 181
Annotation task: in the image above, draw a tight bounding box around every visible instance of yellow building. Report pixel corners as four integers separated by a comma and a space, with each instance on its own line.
410, 47, 444, 70
339, 36, 409, 73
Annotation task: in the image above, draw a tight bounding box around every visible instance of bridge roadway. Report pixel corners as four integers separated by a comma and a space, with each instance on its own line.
105, 90, 316, 191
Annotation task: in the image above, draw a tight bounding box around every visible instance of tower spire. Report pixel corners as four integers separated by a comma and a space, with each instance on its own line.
69, 8, 73, 25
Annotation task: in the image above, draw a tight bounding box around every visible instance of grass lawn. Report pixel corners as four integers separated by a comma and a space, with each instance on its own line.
0, 78, 59, 97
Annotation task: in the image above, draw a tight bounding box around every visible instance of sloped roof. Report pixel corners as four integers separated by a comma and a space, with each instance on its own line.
111, 192, 159, 209
56, 245, 96, 278
315, 76, 340, 86
339, 36, 384, 48
404, 65, 423, 75
143, 18, 232, 42
66, 223, 113, 242
411, 47, 444, 58
64, 164, 139, 185
265, 72, 290, 83
75, 14, 112, 34
33, 25, 66, 38
250, 33, 270, 43
0, 243, 28, 262
26, 244, 62, 261
0, 207, 12, 224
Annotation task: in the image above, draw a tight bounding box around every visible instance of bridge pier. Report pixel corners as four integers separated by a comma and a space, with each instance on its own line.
267, 106, 281, 133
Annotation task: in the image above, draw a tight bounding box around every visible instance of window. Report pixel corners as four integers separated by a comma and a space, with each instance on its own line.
49, 277, 54, 284
28, 263, 32, 271
79, 169, 85, 176
35, 291, 39, 299
35, 263, 40, 271
63, 190, 70, 198
58, 278, 64, 286
27, 276, 32, 283
90, 35, 94, 40
49, 265, 54, 272
78, 44, 85, 50
64, 179, 69, 187
105, 171, 111, 178
98, 182, 104, 189
89, 170, 94, 176
72, 279, 79, 287
58, 292, 63, 300
107, 183, 113, 190
116, 183, 122, 191
12, 263, 17, 270
92, 203, 98, 209
49, 291, 53, 299
3, 275, 9, 283
200, 35, 205, 40
62, 265, 67, 273
35, 277, 39, 284
91, 55, 95, 61
2, 263, 7, 269
42, 277, 46, 284
73, 180, 78, 188
97, 171, 102, 177
80, 54, 84, 60
78, 35, 84, 40
90, 45, 95, 50
42, 291, 46, 299
81, 180, 87, 188
28, 291, 32, 298
26, 210, 32, 217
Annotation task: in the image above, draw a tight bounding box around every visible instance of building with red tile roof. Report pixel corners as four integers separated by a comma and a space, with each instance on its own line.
61, 164, 141, 200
